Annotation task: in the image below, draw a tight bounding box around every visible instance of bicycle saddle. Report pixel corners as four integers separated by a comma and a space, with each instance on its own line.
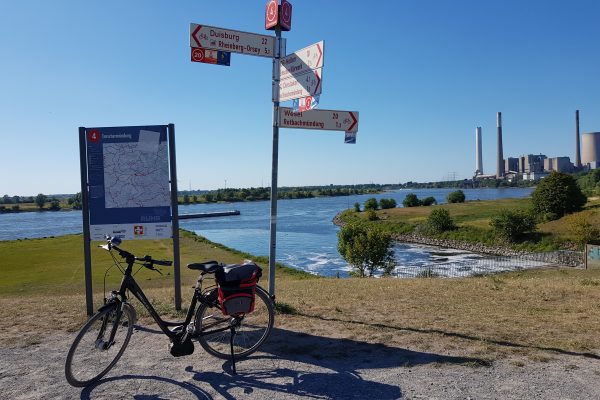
186, 260, 221, 273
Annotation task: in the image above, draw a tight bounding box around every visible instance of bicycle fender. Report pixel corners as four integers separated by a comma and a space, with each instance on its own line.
97, 299, 121, 313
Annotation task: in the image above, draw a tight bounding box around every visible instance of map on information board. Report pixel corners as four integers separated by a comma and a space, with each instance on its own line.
86, 126, 172, 240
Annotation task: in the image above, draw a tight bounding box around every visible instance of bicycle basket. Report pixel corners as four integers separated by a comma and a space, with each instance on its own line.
215, 261, 262, 316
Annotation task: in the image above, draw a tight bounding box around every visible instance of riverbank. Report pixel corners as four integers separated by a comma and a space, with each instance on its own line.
333, 196, 597, 267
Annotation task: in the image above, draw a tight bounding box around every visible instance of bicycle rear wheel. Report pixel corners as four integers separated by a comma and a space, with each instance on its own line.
195, 286, 274, 359
65, 303, 134, 387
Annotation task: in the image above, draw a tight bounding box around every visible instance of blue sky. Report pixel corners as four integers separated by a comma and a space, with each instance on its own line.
1, 0, 599, 195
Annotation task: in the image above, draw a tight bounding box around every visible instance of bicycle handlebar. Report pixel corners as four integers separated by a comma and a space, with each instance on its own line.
100, 236, 172, 268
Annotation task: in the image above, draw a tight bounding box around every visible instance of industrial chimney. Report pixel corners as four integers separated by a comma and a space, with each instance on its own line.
496, 112, 504, 178
575, 110, 582, 168
475, 127, 483, 174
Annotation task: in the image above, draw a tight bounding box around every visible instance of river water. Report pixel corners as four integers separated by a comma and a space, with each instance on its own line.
0, 188, 535, 277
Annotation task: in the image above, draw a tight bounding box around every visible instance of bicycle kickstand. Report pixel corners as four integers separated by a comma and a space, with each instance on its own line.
229, 326, 237, 375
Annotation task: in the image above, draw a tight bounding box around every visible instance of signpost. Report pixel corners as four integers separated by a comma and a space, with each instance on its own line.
191, 48, 231, 66
278, 107, 359, 133
190, 24, 275, 58
188, 1, 359, 298
280, 41, 323, 80
279, 68, 322, 102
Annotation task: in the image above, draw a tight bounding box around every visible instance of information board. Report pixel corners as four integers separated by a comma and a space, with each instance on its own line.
586, 244, 600, 269
85, 125, 172, 240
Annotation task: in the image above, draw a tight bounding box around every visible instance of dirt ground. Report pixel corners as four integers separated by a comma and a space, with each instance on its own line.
1, 314, 599, 400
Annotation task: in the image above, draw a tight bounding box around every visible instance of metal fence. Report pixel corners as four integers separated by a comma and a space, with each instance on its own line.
393, 249, 584, 279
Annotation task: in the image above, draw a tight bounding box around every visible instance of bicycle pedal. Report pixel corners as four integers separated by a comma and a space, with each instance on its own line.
169, 339, 195, 357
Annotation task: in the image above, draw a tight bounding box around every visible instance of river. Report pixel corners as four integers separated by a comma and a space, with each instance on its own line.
0, 188, 535, 277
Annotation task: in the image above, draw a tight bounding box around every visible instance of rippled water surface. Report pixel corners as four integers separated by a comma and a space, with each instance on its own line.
0, 188, 535, 276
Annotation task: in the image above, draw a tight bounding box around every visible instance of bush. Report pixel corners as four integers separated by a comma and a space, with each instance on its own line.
353, 202, 361, 212
366, 210, 378, 221
568, 213, 600, 245
337, 222, 395, 277
49, 200, 61, 210
490, 209, 537, 242
532, 171, 587, 220
364, 197, 379, 211
421, 196, 437, 206
379, 198, 397, 209
446, 190, 465, 203
403, 193, 421, 207
426, 208, 455, 233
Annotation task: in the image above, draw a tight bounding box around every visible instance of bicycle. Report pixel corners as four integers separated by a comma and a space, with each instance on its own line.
65, 236, 275, 387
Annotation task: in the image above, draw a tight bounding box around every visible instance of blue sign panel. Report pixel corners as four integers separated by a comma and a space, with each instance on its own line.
86, 125, 172, 240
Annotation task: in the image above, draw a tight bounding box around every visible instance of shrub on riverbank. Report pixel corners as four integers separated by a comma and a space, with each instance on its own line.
337, 222, 394, 277
446, 190, 466, 203
426, 209, 455, 233
532, 172, 587, 221
490, 209, 537, 243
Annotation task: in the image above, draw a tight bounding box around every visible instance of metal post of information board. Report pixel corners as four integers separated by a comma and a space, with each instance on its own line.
268, 27, 282, 298
168, 123, 182, 310
79, 127, 94, 316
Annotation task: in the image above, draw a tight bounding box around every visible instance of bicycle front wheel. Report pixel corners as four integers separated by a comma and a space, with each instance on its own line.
65, 303, 134, 387
195, 286, 274, 359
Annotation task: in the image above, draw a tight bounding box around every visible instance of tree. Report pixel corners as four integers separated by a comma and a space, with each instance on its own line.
490, 209, 537, 242
35, 193, 47, 209
379, 198, 397, 209
421, 196, 437, 206
403, 193, 421, 207
531, 171, 587, 220
446, 190, 465, 203
353, 202, 361, 212
337, 222, 395, 277
426, 208, 455, 233
67, 192, 82, 210
364, 197, 379, 211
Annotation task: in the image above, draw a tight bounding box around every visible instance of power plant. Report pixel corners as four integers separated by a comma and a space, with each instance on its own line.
496, 112, 504, 178
582, 132, 600, 169
475, 127, 483, 175
474, 110, 599, 181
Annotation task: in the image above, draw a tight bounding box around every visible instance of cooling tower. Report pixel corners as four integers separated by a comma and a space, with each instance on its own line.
496, 112, 504, 178
476, 127, 483, 174
575, 110, 582, 168
582, 132, 600, 165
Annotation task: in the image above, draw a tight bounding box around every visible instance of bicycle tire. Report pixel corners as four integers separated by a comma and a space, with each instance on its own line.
195, 285, 274, 359
65, 303, 134, 387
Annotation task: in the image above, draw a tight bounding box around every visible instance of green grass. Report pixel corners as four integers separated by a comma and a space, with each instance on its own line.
339, 197, 600, 252
0, 229, 314, 297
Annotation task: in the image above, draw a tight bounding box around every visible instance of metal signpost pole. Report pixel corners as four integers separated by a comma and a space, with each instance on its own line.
168, 124, 182, 310
269, 27, 282, 297
78, 127, 94, 316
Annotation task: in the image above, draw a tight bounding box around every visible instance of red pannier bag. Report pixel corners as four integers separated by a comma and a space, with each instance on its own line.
215, 261, 262, 316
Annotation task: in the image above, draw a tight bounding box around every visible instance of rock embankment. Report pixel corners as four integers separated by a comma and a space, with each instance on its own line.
333, 214, 584, 268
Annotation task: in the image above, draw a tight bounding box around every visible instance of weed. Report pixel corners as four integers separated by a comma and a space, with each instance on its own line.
275, 302, 296, 315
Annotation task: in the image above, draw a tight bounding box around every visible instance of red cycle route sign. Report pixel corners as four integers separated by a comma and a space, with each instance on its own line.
265, 0, 278, 30
280, 0, 292, 31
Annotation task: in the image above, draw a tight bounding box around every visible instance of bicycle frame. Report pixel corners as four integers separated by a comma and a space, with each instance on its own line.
109, 256, 231, 342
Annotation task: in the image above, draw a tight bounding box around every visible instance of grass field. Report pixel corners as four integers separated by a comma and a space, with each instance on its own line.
339, 197, 600, 251
1, 232, 599, 363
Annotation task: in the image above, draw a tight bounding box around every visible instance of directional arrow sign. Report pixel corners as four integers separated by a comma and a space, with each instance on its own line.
190, 23, 275, 58
279, 68, 322, 102
280, 41, 324, 80
278, 107, 359, 133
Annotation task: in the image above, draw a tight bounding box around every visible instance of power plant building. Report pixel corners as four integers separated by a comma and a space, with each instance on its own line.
582, 132, 600, 167
544, 157, 573, 172
504, 157, 519, 173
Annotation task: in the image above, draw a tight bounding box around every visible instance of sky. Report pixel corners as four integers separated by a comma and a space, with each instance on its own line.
1, 0, 599, 196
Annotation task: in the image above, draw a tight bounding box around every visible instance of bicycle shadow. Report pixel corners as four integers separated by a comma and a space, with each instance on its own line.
187, 327, 488, 399
79, 374, 212, 400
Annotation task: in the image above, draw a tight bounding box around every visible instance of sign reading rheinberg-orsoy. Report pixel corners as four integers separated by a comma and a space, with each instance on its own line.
190, 24, 275, 58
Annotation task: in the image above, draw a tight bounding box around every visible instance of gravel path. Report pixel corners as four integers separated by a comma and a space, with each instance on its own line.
1, 324, 599, 399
